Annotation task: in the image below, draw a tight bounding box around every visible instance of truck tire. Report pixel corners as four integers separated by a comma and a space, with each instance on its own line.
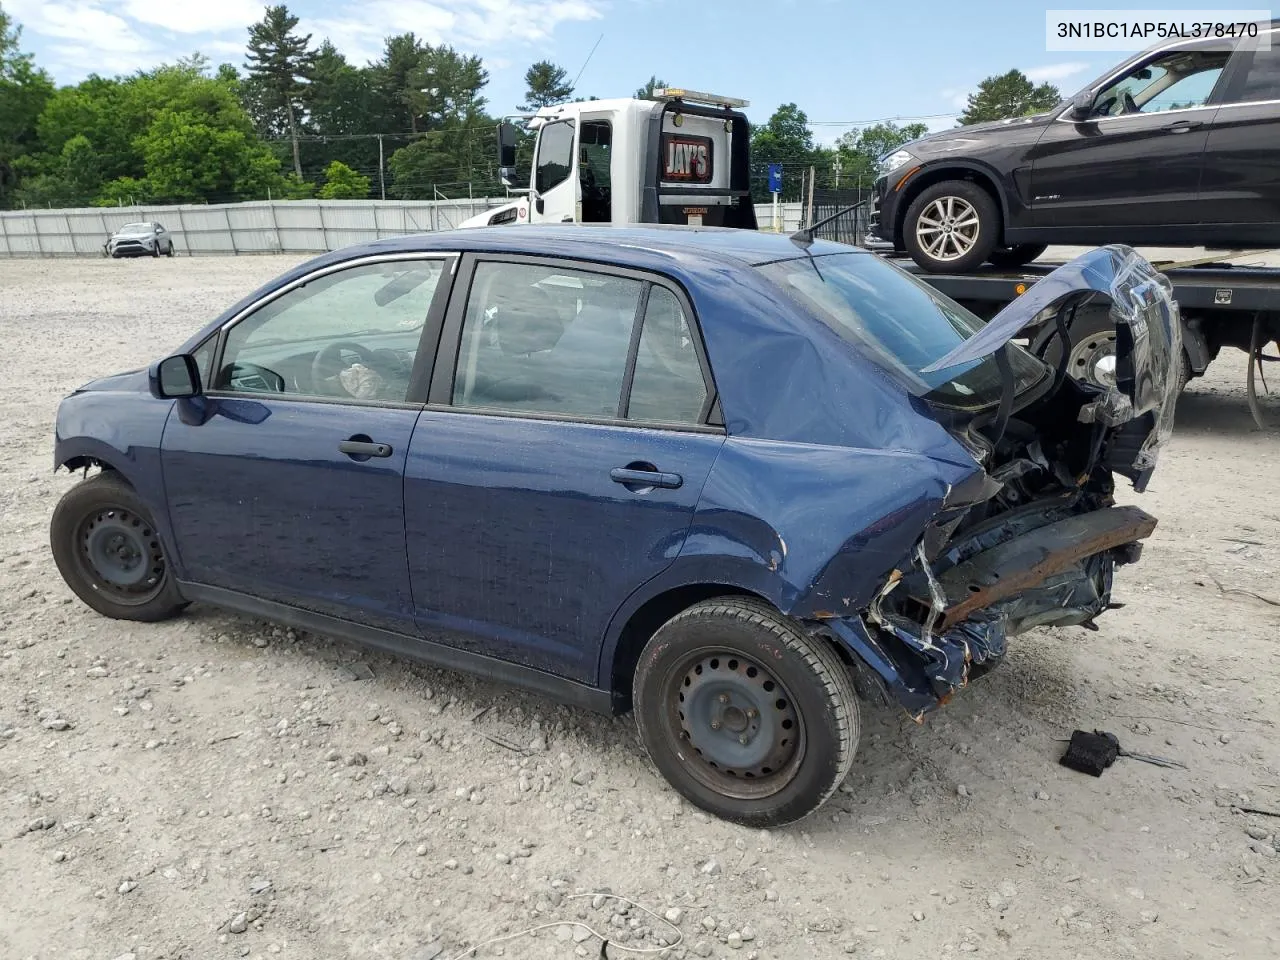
633, 597, 859, 827
903, 180, 999, 273
987, 243, 1047, 269
1033, 305, 1194, 395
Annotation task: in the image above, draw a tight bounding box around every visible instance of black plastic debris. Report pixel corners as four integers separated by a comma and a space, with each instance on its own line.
1060, 729, 1120, 776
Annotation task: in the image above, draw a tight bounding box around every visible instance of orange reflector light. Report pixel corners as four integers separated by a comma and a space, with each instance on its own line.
1014, 283, 1027, 295
893, 166, 921, 191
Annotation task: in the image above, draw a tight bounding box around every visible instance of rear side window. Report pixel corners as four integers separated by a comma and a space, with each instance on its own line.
626, 288, 708, 424
1227, 45, 1280, 102
453, 262, 642, 417
535, 121, 575, 194
450, 262, 713, 426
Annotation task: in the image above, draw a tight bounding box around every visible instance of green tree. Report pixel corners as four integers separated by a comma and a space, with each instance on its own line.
635, 76, 667, 99
0, 5, 54, 207
958, 70, 1060, 125
835, 120, 928, 184
244, 4, 315, 178
318, 159, 370, 198
372, 33, 430, 133
520, 60, 572, 111
306, 41, 381, 178
751, 103, 815, 166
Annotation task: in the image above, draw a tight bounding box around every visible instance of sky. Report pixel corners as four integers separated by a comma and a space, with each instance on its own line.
1, 0, 1230, 143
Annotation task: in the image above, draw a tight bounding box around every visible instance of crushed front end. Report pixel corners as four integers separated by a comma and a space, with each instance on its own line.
831, 246, 1181, 719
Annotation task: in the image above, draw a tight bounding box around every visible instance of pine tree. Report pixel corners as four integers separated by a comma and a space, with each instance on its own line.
520, 61, 573, 111
244, 4, 315, 178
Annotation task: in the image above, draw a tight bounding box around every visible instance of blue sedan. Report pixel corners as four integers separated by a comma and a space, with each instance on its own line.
50, 227, 1180, 825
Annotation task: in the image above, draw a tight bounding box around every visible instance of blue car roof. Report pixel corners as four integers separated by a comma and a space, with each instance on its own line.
355, 224, 862, 267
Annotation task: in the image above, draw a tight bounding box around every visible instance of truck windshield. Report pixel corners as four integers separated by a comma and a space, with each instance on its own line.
756, 252, 1048, 410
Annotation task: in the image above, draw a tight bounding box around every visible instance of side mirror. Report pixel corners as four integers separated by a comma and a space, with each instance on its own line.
497, 122, 518, 169
1069, 90, 1095, 120
151, 354, 201, 399
499, 166, 516, 188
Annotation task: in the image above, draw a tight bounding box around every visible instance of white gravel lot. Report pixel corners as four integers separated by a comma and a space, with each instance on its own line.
1, 254, 1278, 960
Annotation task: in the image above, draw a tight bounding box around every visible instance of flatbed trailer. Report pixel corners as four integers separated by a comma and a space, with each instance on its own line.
893, 256, 1280, 424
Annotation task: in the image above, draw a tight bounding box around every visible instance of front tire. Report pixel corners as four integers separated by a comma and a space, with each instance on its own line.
903, 180, 999, 273
633, 598, 859, 827
50, 473, 187, 622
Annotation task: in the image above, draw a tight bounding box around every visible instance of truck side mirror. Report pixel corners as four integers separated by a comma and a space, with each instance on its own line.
497, 122, 518, 168
499, 166, 516, 188
1069, 90, 1095, 120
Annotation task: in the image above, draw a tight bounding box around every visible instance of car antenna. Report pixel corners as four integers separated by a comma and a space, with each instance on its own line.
789, 203, 858, 250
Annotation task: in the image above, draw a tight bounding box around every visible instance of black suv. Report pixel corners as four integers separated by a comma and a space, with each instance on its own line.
870, 23, 1280, 272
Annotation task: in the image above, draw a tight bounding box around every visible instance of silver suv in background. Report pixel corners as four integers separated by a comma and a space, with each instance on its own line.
105, 222, 175, 258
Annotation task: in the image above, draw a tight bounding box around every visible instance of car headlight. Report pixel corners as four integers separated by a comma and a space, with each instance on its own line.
879, 150, 916, 176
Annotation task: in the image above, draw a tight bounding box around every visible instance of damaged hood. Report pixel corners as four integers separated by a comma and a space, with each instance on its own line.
924, 245, 1181, 487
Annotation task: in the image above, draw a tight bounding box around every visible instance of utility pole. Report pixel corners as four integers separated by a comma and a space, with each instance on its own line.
377, 135, 386, 201
834, 154, 841, 189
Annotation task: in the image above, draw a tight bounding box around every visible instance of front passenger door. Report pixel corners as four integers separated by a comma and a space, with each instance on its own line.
403, 258, 725, 681
532, 119, 577, 224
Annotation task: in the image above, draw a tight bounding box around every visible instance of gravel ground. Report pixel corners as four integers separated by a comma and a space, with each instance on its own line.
1, 255, 1279, 960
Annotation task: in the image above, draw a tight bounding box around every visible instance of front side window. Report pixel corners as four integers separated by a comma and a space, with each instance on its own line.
1093, 49, 1229, 116
756, 253, 1047, 411
535, 120, 575, 194
452, 262, 643, 418
216, 259, 446, 402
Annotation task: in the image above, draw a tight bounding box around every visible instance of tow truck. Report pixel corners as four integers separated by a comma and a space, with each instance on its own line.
459, 88, 756, 230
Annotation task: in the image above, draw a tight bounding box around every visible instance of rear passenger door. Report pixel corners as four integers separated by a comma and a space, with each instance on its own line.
1199, 28, 1280, 234
403, 256, 724, 683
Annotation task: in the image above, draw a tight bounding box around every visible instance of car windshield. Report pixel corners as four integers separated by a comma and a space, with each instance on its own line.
756, 252, 1048, 410
119, 223, 152, 233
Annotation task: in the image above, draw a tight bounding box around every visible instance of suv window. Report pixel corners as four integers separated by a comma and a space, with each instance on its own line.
1228, 44, 1280, 102
452, 261, 643, 418
216, 259, 445, 402
1094, 49, 1229, 115
536, 121, 575, 194
626, 287, 708, 424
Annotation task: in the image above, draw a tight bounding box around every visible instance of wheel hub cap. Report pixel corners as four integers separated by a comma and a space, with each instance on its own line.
916, 196, 980, 261
676, 653, 801, 787
78, 507, 165, 599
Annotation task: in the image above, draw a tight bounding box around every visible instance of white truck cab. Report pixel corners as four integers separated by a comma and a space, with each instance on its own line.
460, 89, 757, 230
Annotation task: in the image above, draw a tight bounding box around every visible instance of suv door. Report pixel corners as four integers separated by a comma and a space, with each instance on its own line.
404, 256, 725, 682
1029, 40, 1232, 234
160, 255, 453, 633
532, 119, 577, 224
1199, 27, 1280, 239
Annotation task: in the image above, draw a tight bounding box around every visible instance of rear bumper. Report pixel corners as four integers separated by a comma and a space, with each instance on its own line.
819, 504, 1156, 719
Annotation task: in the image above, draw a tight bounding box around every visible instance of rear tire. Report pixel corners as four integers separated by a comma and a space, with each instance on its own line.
166, 243, 175, 258
633, 597, 859, 827
987, 243, 1047, 268
50, 473, 187, 622
902, 179, 999, 273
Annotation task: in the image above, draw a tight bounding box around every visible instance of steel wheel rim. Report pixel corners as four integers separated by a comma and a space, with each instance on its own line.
1067, 331, 1118, 388
916, 196, 980, 261
661, 648, 806, 800
76, 506, 166, 604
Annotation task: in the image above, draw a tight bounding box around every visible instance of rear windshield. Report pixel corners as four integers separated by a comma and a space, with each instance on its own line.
755, 252, 1047, 410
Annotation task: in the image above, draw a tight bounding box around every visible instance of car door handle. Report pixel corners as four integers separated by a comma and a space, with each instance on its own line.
1162, 120, 1203, 133
610, 467, 683, 489
339, 439, 393, 459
